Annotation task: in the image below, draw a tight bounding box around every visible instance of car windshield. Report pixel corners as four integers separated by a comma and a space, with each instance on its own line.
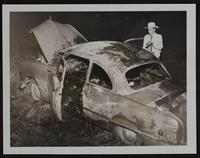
125, 63, 169, 90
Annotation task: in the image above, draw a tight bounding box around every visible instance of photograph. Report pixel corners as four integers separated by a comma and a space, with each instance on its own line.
2, 4, 196, 154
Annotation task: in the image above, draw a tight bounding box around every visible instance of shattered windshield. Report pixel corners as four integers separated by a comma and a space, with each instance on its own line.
125, 63, 170, 90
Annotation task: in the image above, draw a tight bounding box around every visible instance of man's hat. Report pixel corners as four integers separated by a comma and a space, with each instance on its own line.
144, 22, 159, 29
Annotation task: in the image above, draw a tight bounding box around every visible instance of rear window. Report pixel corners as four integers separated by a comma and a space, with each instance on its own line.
125, 63, 169, 90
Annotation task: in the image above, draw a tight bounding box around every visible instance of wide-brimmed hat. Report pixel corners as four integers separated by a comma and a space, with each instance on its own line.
144, 22, 159, 29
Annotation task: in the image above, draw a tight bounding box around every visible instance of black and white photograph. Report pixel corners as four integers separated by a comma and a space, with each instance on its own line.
2, 4, 196, 154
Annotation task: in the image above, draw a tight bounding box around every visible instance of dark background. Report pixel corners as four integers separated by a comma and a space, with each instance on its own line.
9, 12, 186, 146
10, 12, 186, 94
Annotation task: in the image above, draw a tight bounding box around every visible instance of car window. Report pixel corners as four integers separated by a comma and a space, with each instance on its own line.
89, 63, 112, 90
62, 55, 89, 114
125, 63, 169, 90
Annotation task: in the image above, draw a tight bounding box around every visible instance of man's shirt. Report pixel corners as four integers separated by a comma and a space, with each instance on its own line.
143, 32, 163, 58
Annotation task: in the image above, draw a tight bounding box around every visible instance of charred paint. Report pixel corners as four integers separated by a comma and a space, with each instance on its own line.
111, 112, 137, 125
155, 95, 171, 106
159, 80, 185, 94
98, 42, 156, 67
73, 35, 88, 44
155, 80, 185, 108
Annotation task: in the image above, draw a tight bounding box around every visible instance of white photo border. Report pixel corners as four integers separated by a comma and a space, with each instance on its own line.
3, 4, 196, 154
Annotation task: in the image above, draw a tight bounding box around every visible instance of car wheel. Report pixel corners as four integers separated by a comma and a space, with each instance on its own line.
113, 126, 142, 145
29, 79, 41, 101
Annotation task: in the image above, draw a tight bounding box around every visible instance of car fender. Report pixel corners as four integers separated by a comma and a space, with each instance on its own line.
19, 60, 63, 121
19, 60, 51, 101
109, 94, 183, 144
110, 113, 160, 142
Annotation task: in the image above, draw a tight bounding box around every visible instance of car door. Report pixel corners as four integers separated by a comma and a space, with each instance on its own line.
82, 62, 114, 130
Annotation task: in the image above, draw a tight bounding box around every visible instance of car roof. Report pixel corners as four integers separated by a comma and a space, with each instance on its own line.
65, 41, 158, 73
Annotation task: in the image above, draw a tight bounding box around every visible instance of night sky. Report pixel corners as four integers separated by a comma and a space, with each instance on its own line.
10, 11, 186, 92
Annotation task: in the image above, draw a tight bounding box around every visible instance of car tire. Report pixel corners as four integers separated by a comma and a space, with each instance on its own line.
113, 126, 142, 145
29, 79, 41, 101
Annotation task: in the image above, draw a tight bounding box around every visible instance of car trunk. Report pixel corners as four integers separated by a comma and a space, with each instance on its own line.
126, 80, 185, 108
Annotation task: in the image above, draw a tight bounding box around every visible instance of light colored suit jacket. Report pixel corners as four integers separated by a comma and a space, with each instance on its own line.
143, 33, 163, 58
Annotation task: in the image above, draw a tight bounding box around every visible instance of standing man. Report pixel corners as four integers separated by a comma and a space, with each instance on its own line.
143, 22, 163, 59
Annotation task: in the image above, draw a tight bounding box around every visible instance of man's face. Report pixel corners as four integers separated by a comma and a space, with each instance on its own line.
148, 27, 156, 35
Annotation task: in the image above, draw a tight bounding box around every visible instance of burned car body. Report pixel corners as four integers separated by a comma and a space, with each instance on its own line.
19, 19, 186, 145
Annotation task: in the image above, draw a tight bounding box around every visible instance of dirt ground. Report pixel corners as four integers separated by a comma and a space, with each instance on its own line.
11, 90, 125, 146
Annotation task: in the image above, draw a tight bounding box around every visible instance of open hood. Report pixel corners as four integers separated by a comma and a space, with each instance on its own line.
30, 19, 88, 63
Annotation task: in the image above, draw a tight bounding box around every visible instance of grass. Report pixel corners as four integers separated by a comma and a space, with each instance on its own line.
10, 91, 125, 146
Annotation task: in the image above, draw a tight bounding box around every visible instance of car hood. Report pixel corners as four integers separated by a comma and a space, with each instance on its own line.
30, 19, 87, 63
126, 80, 185, 107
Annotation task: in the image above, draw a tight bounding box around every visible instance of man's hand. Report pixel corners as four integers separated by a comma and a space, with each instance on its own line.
145, 41, 152, 48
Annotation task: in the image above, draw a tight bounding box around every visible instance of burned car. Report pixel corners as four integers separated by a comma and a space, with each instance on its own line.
19, 19, 186, 145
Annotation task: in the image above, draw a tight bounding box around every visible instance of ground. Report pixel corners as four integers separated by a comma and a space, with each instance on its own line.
10, 90, 125, 146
